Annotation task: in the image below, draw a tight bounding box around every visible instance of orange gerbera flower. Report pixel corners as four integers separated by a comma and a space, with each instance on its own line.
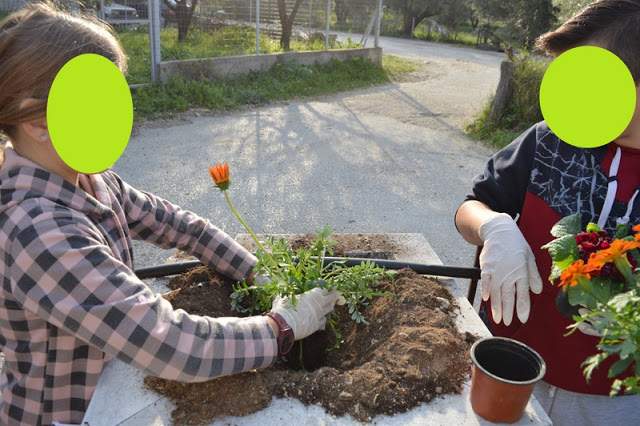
209, 162, 230, 190
587, 239, 640, 268
558, 259, 596, 291
633, 224, 640, 242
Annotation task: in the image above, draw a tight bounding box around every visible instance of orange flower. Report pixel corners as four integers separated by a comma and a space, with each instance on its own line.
209, 162, 230, 191
633, 224, 640, 242
558, 259, 596, 291
587, 239, 640, 268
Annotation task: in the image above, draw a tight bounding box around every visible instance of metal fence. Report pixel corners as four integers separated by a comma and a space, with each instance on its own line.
0, 0, 382, 84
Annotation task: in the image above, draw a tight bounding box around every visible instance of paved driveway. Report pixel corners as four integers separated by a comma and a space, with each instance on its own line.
115, 37, 505, 282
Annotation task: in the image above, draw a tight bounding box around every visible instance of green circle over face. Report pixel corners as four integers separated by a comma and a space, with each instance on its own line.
47, 54, 132, 174
539, 46, 636, 148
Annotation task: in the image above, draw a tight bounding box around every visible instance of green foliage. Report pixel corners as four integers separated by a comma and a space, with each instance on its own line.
553, 0, 592, 23
382, 55, 420, 78
580, 291, 640, 396
549, 213, 582, 238
230, 226, 394, 346
544, 213, 640, 395
132, 57, 389, 119
541, 235, 580, 281
117, 25, 362, 85
466, 53, 550, 149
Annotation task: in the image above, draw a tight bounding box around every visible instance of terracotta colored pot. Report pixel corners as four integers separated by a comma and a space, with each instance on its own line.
470, 336, 546, 423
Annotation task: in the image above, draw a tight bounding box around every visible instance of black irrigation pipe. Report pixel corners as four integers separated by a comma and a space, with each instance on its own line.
134, 257, 481, 280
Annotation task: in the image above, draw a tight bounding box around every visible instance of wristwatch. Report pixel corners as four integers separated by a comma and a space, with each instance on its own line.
263, 312, 294, 357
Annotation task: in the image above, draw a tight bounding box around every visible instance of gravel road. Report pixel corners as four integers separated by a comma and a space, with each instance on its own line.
114, 36, 506, 283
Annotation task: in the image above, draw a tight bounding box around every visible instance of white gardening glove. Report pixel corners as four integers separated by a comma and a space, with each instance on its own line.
478, 213, 544, 326
270, 287, 340, 340
253, 274, 271, 286
577, 307, 605, 337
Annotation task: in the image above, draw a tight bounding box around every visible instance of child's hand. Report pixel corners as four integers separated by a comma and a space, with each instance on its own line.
478, 213, 544, 326
270, 287, 340, 340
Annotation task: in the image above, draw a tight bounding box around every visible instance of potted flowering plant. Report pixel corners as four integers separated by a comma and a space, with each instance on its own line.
542, 214, 640, 395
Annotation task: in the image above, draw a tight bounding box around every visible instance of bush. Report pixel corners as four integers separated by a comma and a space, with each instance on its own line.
466, 53, 550, 149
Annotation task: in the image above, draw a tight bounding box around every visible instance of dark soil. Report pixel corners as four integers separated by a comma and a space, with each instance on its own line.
144, 234, 477, 425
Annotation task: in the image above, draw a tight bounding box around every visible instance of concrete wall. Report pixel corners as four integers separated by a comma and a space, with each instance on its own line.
158, 47, 383, 83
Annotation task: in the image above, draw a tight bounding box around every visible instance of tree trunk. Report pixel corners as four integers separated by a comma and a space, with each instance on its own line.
334, 0, 349, 26
488, 60, 515, 122
175, 0, 198, 42
402, 8, 441, 36
277, 0, 305, 50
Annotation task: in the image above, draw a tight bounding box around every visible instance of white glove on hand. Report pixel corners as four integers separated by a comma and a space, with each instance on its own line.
577, 308, 605, 337
270, 287, 340, 340
478, 213, 544, 326
253, 274, 271, 286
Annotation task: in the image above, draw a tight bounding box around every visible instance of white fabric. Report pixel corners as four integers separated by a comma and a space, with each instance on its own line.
576, 307, 604, 337
617, 188, 640, 226
271, 287, 339, 340
533, 381, 640, 425
598, 146, 621, 229
253, 274, 271, 286
478, 213, 544, 325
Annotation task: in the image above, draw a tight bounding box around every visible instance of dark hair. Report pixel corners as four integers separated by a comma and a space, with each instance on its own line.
536, 0, 640, 83
0, 1, 127, 141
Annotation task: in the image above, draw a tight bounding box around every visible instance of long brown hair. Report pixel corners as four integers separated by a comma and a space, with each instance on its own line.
0, 1, 128, 143
536, 0, 640, 83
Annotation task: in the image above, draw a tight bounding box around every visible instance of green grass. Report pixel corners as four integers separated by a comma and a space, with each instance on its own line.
466, 54, 550, 149
118, 25, 363, 85
382, 54, 420, 78
132, 56, 397, 119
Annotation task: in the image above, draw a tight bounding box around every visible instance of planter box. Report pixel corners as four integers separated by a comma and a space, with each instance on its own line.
82, 233, 551, 425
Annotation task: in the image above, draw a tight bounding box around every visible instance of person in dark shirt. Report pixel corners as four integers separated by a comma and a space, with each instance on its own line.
455, 1, 640, 424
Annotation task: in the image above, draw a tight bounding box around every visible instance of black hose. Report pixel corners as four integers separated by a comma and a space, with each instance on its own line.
134, 257, 481, 280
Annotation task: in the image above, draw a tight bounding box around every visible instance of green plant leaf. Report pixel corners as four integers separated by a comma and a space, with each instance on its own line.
550, 214, 582, 238
585, 222, 601, 234
614, 223, 631, 239
609, 356, 633, 378
548, 263, 563, 282
542, 234, 580, 270
568, 277, 613, 307
582, 352, 608, 382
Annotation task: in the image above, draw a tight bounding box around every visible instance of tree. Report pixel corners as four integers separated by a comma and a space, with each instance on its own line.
334, 0, 349, 26
554, 0, 592, 22
473, 0, 512, 24
164, 0, 199, 42
474, 0, 558, 49
386, 0, 447, 35
437, 0, 473, 38
515, 0, 559, 48
277, 0, 306, 50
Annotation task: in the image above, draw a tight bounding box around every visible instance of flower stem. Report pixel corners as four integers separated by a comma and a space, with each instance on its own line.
223, 190, 287, 282
614, 257, 635, 287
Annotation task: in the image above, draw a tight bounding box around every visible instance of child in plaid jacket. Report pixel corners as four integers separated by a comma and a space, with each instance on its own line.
0, 3, 337, 424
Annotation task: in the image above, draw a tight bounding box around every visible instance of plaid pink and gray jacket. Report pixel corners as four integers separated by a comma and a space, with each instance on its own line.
0, 146, 278, 425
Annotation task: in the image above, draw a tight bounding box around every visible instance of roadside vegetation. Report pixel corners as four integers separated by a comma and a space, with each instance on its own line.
118, 26, 362, 85
132, 55, 416, 120
466, 54, 549, 149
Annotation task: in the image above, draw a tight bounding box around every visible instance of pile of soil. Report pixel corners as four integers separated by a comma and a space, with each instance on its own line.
144, 235, 477, 425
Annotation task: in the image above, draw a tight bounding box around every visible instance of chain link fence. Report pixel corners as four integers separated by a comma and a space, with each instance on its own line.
0, 0, 382, 84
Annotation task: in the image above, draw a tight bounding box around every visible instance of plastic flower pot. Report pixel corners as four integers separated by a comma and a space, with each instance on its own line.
470, 336, 546, 423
